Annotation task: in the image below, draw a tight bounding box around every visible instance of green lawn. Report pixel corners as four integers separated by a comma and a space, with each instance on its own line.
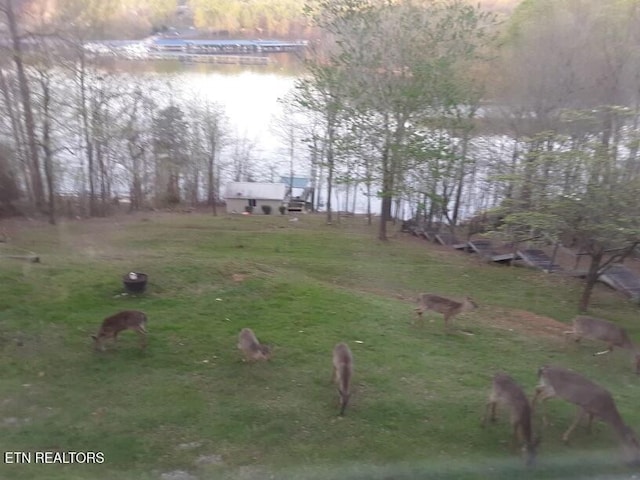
1, 212, 640, 479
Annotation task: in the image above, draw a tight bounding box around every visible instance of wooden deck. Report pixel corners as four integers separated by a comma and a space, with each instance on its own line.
468, 239, 519, 263
517, 249, 563, 273
599, 264, 640, 298
435, 232, 469, 250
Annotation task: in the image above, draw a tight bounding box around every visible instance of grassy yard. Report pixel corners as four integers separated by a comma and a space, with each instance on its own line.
1, 212, 640, 480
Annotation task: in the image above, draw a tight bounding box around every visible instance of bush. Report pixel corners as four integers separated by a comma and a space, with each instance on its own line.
261, 205, 272, 215
244, 205, 253, 214
279, 205, 287, 215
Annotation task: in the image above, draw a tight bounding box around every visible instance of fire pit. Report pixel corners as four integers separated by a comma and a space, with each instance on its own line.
123, 272, 148, 294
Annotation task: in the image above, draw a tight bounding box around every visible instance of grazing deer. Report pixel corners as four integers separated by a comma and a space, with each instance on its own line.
532, 365, 640, 464
483, 373, 539, 467
564, 315, 640, 374
91, 310, 147, 351
332, 343, 353, 416
237, 328, 271, 362
415, 293, 478, 331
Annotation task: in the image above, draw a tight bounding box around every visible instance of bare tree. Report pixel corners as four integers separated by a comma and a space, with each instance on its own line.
192, 100, 228, 215
1, 0, 45, 211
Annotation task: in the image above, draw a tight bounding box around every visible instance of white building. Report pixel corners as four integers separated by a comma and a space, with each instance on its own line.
224, 182, 286, 214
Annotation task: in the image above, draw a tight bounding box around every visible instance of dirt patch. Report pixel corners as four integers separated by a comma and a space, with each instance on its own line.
477, 307, 568, 340
351, 279, 568, 341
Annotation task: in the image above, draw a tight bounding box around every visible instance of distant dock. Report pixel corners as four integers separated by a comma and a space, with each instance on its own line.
85, 38, 307, 65
137, 52, 269, 65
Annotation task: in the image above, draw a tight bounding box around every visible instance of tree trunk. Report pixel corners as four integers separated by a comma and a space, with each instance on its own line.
5, 0, 45, 211
378, 137, 392, 241
0, 68, 31, 204
39, 73, 56, 225
451, 129, 470, 226
579, 250, 603, 312
78, 56, 97, 216
325, 117, 335, 224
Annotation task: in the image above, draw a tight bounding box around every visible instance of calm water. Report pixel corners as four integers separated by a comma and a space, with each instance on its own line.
104, 56, 379, 213
108, 55, 303, 166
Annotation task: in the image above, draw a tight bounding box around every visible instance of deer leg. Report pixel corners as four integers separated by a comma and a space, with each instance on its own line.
413, 308, 424, 326
586, 412, 594, 433
531, 387, 551, 427
93, 338, 106, 352
136, 328, 147, 349
444, 313, 453, 333
563, 329, 578, 344
562, 407, 585, 444
482, 400, 497, 426
512, 423, 523, 450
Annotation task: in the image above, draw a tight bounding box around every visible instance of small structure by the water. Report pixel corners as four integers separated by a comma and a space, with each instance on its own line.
224, 182, 286, 215
149, 38, 307, 55
280, 176, 314, 213
84, 38, 307, 65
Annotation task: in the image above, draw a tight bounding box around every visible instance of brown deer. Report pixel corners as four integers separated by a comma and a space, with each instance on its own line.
483, 372, 539, 467
532, 365, 640, 465
564, 315, 640, 374
237, 328, 271, 362
332, 343, 353, 416
91, 310, 147, 351
415, 293, 478, 331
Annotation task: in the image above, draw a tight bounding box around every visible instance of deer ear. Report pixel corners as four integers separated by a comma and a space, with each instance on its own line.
91, 335, 98, 341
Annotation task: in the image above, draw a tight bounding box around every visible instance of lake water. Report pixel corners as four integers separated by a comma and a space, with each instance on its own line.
185, 70, 297, 160
82, 53, 494, 218
109, 55, 302, 167
105, 55, 381, 214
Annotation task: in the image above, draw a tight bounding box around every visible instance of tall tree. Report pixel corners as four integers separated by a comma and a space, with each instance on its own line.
1, 0, 45, 211
192, 100, 228, 215
0, 143, 20, 215
293, 61, 346, 224
153, 104, 189, 207
306, 0, 496, 239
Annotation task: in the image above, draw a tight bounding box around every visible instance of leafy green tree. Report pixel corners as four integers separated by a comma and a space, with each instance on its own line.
293, 61, 347, 224
500, 126, 640, 311
50, 0, 179, 38
153, 104, 189, 206
490, 0, 640, 310
304, 0, 496, 239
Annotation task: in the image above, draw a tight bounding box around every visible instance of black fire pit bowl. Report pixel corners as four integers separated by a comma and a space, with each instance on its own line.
123, 272, 148, 294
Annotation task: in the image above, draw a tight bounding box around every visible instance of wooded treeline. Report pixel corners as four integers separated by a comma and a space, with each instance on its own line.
1, 0, 234, 220
3, 0, 640, 310
289, 0, 640, 310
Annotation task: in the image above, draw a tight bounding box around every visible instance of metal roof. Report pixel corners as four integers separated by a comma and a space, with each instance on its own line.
224, 182, 286, 200
279, 176, 310, 189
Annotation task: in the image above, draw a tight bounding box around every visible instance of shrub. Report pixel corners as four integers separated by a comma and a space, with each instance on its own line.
279, 205, 287, 215
244, 205, 253, 214
261, 205, 272, 215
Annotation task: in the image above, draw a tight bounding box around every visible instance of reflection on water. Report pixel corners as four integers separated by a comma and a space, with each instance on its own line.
101, 54, 304, 164
103, 52, 305, 76
96, 54, 379, 214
